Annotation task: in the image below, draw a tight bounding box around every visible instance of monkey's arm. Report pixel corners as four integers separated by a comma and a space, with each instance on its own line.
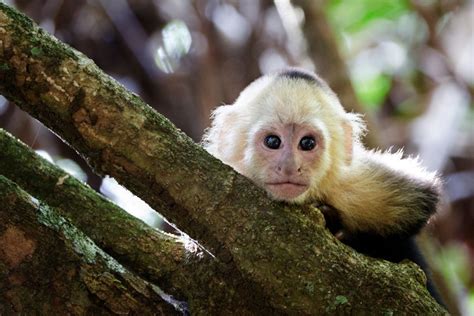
318, 154, 445, 305
326, 148, 440, 239
322, 151, 444, 305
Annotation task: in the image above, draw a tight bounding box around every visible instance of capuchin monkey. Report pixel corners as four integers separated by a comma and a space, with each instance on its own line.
203, 68, 444, 305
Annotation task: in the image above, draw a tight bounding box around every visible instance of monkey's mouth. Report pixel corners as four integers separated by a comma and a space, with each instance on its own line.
265, 182, 308, 200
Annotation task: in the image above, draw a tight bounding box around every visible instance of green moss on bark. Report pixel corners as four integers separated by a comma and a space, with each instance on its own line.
0, 176, 179, 315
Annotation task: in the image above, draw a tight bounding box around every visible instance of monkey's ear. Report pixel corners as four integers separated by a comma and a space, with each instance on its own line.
213, 106, 234, 156
342, 120, 353, 165
203, 105, 242, 163
342, 112, 366, 165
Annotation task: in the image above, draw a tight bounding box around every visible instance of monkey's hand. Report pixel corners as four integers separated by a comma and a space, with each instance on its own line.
315, 202, 346, 239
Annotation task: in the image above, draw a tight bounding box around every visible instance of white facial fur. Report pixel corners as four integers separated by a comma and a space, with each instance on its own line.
246, 122, 323, 201
203, 73, 364, 203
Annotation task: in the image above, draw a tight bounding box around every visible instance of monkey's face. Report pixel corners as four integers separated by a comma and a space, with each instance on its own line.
203, 73, 358, 204
245, 122, 325, 202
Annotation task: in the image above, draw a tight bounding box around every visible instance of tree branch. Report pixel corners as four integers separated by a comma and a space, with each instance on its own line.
0, 129, 272, 314
0, 175, 181, 315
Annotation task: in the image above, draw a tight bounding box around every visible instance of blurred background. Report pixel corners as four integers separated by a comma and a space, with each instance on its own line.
0, 0, 472, 313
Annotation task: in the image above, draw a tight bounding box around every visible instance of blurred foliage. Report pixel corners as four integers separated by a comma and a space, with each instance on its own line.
327, 0, 410, 34
155, 20, 192, 73
326, 0, 416, 111
352, 73, 392, 110
435, 243, 474, 314
326, 1, 473, 313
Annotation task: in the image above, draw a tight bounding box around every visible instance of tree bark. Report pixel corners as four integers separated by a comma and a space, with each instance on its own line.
0, 3, 447, 314
0, 176, 180, 315
0, 129, 277, 314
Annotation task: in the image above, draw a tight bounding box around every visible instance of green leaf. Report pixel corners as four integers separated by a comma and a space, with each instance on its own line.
30, 46, 43, 56
335, 295, 348, 305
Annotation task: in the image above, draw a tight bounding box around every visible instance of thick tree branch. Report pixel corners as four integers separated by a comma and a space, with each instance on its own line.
0, 131, 195, 282
0, 129, 272, 314
0, 4, 446, 314
0, 175, 181, 315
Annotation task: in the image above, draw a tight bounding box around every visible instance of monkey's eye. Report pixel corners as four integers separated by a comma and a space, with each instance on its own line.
299, 136, 316, 151
264, 135, 281, 149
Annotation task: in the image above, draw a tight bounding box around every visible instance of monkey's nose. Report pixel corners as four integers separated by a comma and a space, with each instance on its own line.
277, 165, 301, 177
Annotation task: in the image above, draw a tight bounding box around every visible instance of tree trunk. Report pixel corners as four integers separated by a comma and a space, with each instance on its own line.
0, 3, 447, 314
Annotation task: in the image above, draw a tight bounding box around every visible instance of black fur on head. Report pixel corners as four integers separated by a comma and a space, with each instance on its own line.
276, 68, 325, 87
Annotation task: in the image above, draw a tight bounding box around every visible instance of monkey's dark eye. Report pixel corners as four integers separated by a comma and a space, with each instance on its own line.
264, 135, 281, 149
299, 136, 316, 151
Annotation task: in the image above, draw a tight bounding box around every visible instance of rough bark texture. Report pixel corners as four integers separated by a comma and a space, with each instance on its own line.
0, 3, 447, 314
0, 131, 194, 283
0, 129, 285, 315
0, 176, 180, 315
